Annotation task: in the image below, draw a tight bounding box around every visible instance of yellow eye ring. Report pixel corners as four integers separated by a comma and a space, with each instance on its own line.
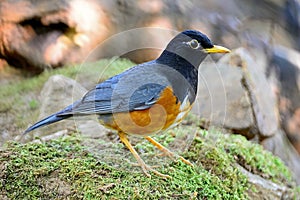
188, 39, 200, 49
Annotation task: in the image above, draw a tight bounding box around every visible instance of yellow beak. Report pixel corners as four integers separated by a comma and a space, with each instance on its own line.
203, 45, 231, 54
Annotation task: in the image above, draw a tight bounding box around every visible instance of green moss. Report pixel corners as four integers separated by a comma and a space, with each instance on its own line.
1, 133, 250, 200
183, 132, 249, 199
1, 124, 297, 199
28, 99, 39, 110
2, 108, 298, 200
224, 134, 292, 184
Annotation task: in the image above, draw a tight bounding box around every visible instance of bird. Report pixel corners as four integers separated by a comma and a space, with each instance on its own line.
24, 30, 230, 178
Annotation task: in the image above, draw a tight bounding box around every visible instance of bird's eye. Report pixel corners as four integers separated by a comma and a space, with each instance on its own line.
188, 39, 200, 49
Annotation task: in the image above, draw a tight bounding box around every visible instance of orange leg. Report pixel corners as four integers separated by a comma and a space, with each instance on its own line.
118, 132, 171, 178
145, 136, 193, 166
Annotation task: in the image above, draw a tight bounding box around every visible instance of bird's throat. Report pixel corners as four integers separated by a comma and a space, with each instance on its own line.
157, 50, 200, 102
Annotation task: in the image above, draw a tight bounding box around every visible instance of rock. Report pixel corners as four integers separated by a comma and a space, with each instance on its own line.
0, 0, 110, 72
268, 46, 300, 154
25, 75, 107, 140
284, 0, 300, 50
28, 75, 85, 138
192, 58, 255, 138
31, 130, 68, 143
219, 47, 300, 184
237, 165, 294, 199
219, 48, 279, 138
194, 47, 279, 139
193, 48, 300, 183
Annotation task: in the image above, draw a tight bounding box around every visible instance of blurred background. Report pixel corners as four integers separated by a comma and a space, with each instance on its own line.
1, 0, 299, 70
0, 0, 300, 183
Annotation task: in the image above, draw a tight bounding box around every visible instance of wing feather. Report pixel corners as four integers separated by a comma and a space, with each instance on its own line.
58, 65, 168, 116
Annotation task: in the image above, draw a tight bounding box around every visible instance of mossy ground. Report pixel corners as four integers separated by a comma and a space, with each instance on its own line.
0, 122, 297, 199
0, 59, 299, 199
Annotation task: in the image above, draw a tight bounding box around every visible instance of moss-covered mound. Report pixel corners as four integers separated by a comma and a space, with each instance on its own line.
0, 126, 297, 199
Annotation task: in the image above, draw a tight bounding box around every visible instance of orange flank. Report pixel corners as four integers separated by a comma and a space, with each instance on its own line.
99, 87, 181, 136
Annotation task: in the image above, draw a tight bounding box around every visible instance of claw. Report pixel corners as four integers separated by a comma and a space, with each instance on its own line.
142, 164, 171, 179
179, 156, 193, 166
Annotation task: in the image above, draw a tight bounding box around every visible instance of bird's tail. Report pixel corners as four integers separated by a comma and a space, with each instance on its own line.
23, 104, 75, 134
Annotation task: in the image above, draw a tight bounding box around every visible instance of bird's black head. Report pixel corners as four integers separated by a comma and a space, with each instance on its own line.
158, 30, 230, 68
175, 30, 215, 51
155, 30, 230, 105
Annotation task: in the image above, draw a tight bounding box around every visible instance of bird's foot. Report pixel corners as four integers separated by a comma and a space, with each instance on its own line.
157, 150, 193, 166
118, 132, 171, 178
139, 162, 171, 179
131, 160, 170, 178
145, 136, 193, 167
178, 156, 193, 166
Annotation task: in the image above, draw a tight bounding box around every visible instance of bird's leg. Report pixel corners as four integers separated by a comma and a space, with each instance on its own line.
118, 132, 171, 179
145, 136, 193, 166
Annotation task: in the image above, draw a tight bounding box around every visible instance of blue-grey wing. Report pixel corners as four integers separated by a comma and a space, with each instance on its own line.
58, 68, 168, 115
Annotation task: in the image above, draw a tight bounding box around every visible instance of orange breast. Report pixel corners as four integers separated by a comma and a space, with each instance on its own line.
99, 87, 182, 136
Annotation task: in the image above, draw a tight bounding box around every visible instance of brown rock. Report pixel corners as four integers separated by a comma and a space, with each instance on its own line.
0, 0, 110, 71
